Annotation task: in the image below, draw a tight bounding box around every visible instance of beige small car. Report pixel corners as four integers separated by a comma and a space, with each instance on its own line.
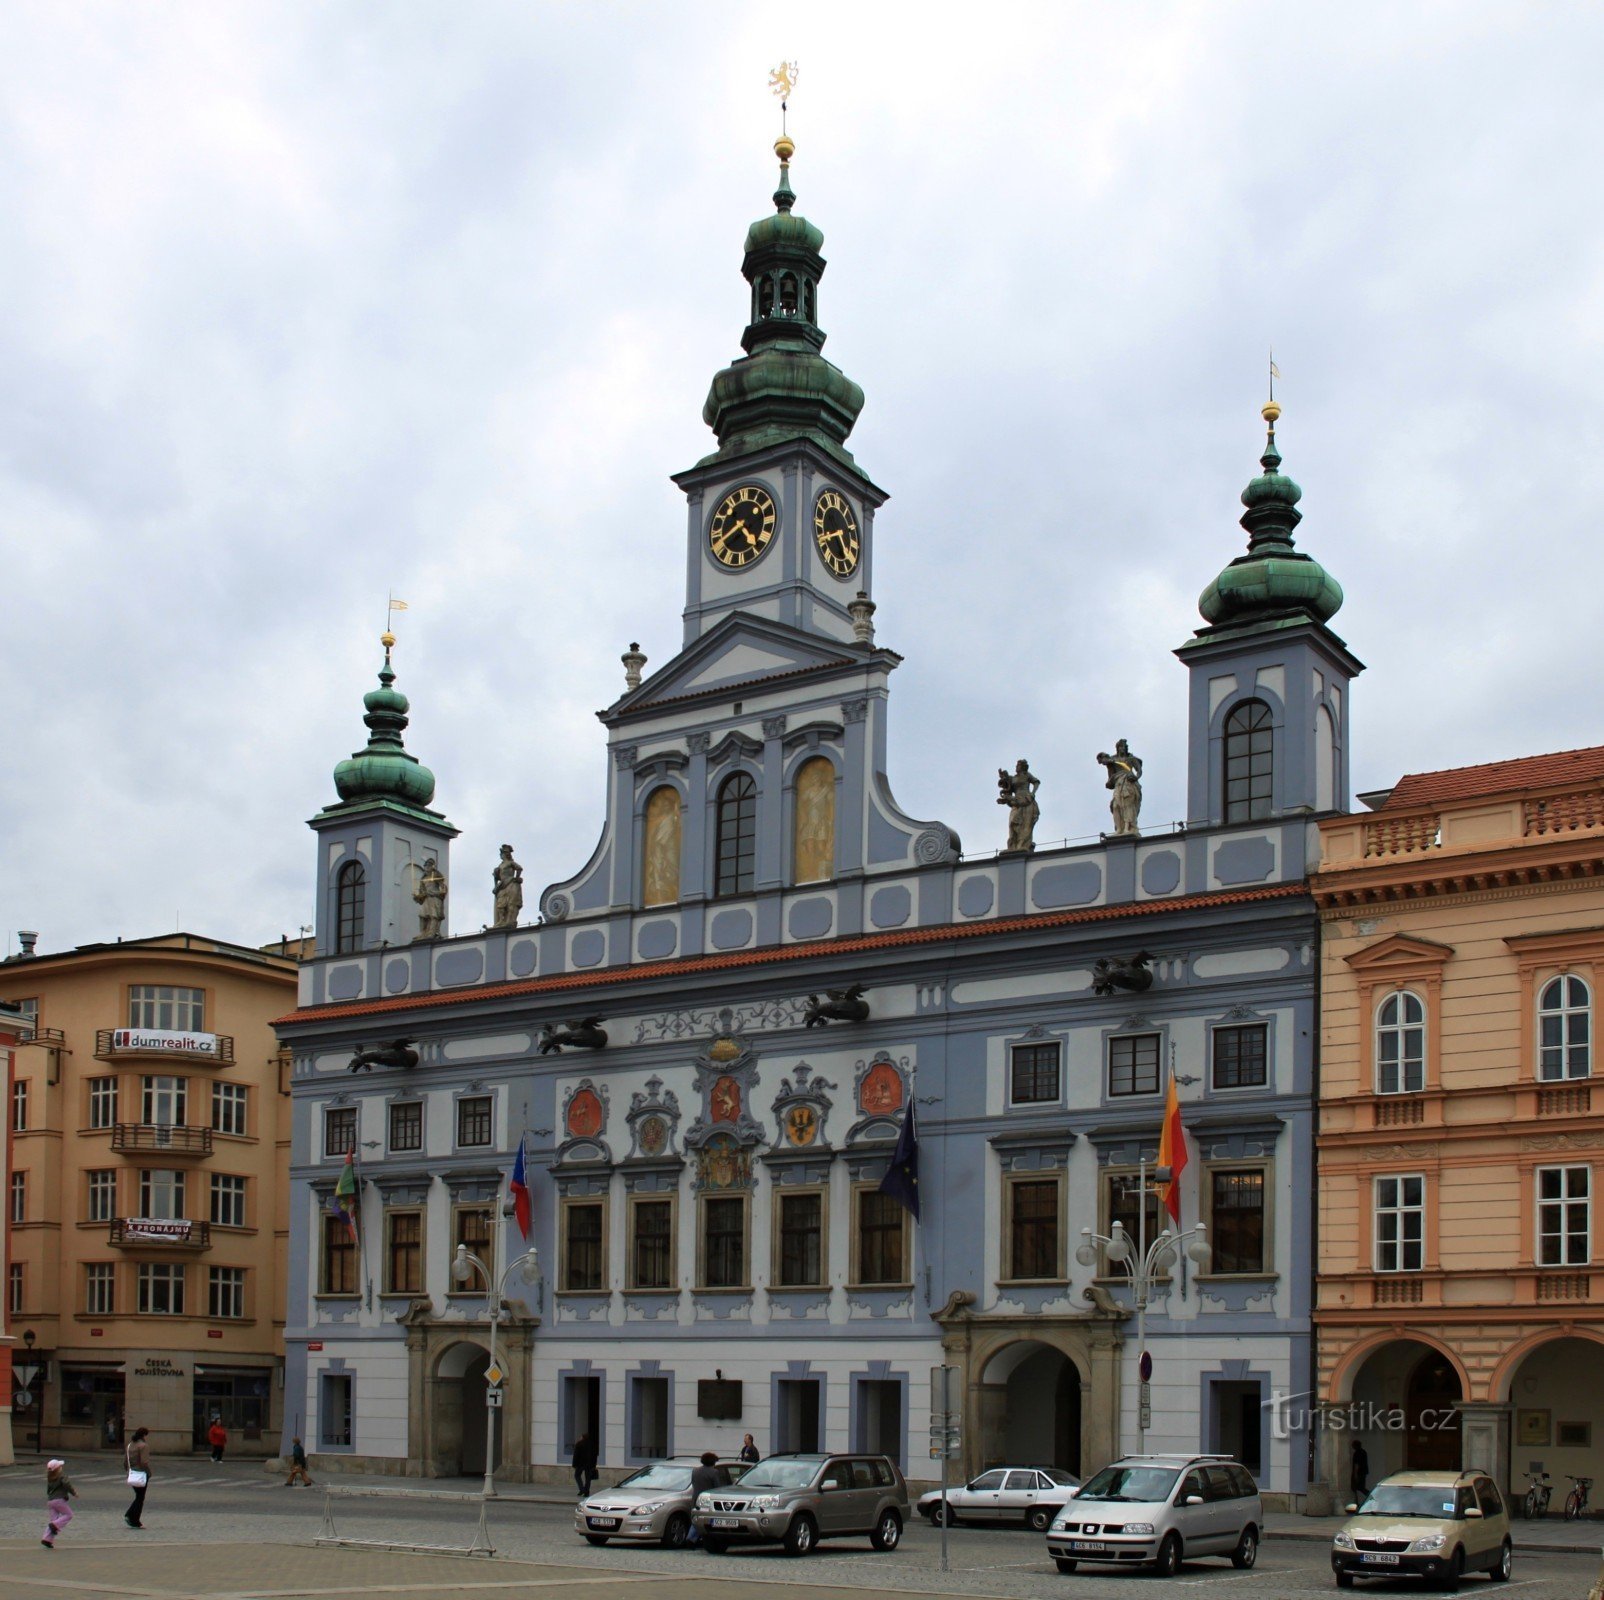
1331, 1470, 1512, 1590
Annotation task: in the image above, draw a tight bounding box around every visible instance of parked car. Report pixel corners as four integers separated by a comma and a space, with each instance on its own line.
691, 1450, 910, 1556
917, 1466, 1081, 1531
1331, 1470, 1513, 1589
575, 1457, 747, 1548
1046, 1454, 1262, 1577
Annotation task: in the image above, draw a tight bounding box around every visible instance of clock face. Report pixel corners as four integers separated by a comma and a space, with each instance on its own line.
709, 484, 778, 568
813, 489, 860, 577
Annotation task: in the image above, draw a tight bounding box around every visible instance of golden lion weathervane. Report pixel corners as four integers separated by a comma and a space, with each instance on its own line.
770, 60, 798, 136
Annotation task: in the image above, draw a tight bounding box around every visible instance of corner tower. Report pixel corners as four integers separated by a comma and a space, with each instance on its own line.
1176, 402, 1364, 828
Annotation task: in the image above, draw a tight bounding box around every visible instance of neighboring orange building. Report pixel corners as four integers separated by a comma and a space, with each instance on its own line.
1312, 747, 1604, 1503
1, 932, 297, 1457
2, 997, 28, 1465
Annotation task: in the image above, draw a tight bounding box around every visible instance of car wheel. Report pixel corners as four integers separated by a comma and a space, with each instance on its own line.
662, 1513, 690, 1550
1155, 1532, 1183, 1578
701, 1538, 728, 1555
1335, 1571, 1354, 1589
784, 1513, 817, 1558
1231, 1525, 1258, 1570
1055, 1557, 1078, 1573
1441, 1547, 1463, 1591
928, 1501, 958, 1527
1488, 1539, 1512, 1583
584, 1534, 609, 1547
1029, 1506, 1055, 1532
871, 1509, 903, 1551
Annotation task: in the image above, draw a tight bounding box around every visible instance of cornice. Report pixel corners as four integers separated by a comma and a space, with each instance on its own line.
1316, 849, 1604, 912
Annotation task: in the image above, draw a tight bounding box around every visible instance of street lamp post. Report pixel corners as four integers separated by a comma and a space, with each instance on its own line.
15, 1329, 43, 1455
452, 1240, 539, 1500
1076, 1160, 1211, 1456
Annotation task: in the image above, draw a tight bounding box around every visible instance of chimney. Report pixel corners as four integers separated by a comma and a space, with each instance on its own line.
17, 930, 38, 959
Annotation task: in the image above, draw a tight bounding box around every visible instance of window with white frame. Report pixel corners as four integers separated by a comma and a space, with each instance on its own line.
88, 1169, 117, 1222
10, 1079, 26, 1131
212, 1081, 248, 1136
211, 1173, 247, 1228
1376, 991, 1426, 1094
139, 1168, 185, 1219
141, 1075, 187, 1127
208, 1266, 246, 1320
9, 1171, 24, 1223
1537, 1165, 1591, 1266
7, 1263, 22, 1315
85, 1261, 115, 1315
89, 1075, 118, 1129
1539, 976, 1591, 1081
1374, 1174, 1425, 1272
137, 1261, 185, 1315
128, 985, 205, 1032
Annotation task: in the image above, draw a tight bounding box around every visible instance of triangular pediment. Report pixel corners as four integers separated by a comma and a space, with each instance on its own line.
1344, 933, 1456, 971
605, 612, 865, 720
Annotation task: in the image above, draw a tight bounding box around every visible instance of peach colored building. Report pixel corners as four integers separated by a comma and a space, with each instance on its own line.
1312, 747, 1604, 1502
2, 998, 28, 1465
1, 932, 296, 1457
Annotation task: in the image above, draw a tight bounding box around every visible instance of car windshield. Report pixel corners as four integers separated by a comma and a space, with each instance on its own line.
1358, 1485, 1463, 1519
737, 1460, 822, 1491
618, 1464, 693, 1490
1077, 1466, 1180, 1503
1044, 1469, 1081, 1486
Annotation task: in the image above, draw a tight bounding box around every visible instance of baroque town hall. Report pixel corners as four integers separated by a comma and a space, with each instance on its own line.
278, 133, 1360, 1498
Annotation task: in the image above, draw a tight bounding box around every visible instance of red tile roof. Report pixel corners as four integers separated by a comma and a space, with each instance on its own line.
277, 881, 1306, 1027
1381, 745, 1604, 812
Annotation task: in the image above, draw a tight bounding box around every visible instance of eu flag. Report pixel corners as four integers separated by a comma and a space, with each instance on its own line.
878, 1099, 920, 1220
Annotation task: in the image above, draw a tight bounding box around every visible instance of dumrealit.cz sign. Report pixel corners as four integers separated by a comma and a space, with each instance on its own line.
113, 1029, 219, 1055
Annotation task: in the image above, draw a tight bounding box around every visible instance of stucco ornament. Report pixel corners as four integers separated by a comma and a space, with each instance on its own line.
997, 759, 1041, 852
412, 858, 447, 939
492, 844, 524, 928
1097, 739, 1144, 835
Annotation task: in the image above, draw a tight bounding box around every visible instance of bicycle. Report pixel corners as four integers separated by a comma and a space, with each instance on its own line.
1564, 1474, 1592, 1521
1522, 1471, 1552, 1519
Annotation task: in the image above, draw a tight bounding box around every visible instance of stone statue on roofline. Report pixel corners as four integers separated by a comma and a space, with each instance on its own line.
492, 844, 524, 928
413, 858, 447, 939
997, 759, 1041, 852
1097, 739, 1143, 835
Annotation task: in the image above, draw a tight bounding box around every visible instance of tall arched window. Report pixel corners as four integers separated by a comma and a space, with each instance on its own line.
641, 785, 682, 908
1376, 990, 1426, 1094
1539, 975, 1591, 1081
793, 756, 835, 884
715, 773, 757, 897
335, 860, 366, 953
1224, 699, 1274, 822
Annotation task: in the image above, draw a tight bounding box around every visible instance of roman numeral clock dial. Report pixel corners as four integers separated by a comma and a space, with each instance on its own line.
708, 484, 778, 568
813, 488, 860, 578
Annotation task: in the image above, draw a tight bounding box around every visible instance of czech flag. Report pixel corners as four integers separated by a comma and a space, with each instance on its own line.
1156, 1071, 1188, 1224
509, 1136, 532, 1241
331, 1149, 361, 1243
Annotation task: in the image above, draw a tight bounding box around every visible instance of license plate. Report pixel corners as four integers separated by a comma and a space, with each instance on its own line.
587, 1517, 619, 1529
1361, 1553, 1400, 1566
709, 1518, 740, 1529
1071, 1541, 1111, 1552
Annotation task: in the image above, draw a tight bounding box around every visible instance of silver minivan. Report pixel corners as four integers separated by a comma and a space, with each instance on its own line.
1046, 1454, 1262, 1576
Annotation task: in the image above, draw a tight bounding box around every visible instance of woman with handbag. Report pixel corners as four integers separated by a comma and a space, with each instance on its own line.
125, 1426, 151, 1528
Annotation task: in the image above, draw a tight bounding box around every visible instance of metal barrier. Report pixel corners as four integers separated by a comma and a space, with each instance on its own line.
315, 1487, 495, 1557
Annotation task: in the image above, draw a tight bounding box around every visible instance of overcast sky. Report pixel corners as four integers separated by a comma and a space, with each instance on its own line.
3, 2, 1602, 961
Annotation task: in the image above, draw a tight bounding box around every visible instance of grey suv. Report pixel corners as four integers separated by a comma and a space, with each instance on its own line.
692, 1451, 910, 1557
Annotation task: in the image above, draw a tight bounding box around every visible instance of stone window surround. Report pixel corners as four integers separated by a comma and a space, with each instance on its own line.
322, 1103, 358, 1160
1531, 1162, 1592, 1268
696, 1190, 751, 1292
452, 1088, 496, 1152
559, 1192, 609, 1295
1101, 1017, 1170, 1104
318, 1209, 360, 1299
1371, 1172, 1429, 1274
771, 1183, 829, 1290
626, 1190, 678, 1293
625, 1360, 675, 1464
318, 1365, 356, 1451
999, 1169, 1067, 1285
1343, 935, 1450, 1099
445, 1200, 496, 1298
385, 1092, 426, 1155
1505, 929, 1604, 1084
1513, 1152, 1596, 1270
1207, 1007, 1276, 1093
1198, 1157, 1275, 1279
382, 1205, 426, 1297
1004, 1023, 1068, 1110
848, 1178, 912, 1290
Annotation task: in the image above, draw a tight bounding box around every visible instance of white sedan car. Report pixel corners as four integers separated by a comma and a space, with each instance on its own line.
918, 1466, 1081, 1531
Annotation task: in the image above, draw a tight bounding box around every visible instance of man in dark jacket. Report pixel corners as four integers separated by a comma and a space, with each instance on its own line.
573, 1433, 598, 1498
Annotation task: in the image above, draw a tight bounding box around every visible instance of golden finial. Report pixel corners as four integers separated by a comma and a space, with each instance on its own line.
381, 631, 396, 650
1262, 401, 1281, 425
775, 134, 795, 163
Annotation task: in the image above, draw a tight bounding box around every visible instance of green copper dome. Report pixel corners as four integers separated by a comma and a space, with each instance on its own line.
700, 138, 864, 466
1199, 403, 1343, 626
332, 636, 437, 808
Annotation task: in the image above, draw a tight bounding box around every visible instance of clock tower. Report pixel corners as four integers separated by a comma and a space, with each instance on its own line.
672, 136, 886, 649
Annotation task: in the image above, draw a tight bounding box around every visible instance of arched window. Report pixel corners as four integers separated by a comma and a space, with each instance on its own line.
715, 773, 757, 897
793, 756, 835, 884
1376, 990, 1426, 1094
755, 275, 774, 318
1539, 975, 1591, 1081
335, 860, 366, 953
641, 785, 682, 908
1224, 699, 1274, 822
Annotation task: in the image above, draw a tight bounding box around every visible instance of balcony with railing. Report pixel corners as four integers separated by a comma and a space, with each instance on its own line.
109, 1123, 213, 1157
95, 1027, 234, 1065
108, 1217, 212, 1249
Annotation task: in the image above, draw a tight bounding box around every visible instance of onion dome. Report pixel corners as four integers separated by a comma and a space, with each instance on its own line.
332, 632, 437, 807
1199, 402, 1343, 626
700, 136, 865, 466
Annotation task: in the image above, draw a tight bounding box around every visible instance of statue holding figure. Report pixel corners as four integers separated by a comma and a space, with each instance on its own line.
413, 857, 447, 939
1097, 739, 1144, 835
997, 759, 1042, 852
492, 844, 524, 928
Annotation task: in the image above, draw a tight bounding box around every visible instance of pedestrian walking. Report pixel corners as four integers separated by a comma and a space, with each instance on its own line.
126, 1426, 152, 1527
1350, 1439, 1370, 1501
42, 1459, 77, 1548
284, 1436, 314, 1487
572, 1432, 598, 1498
208, 1418, 228, 1463
739, 1433, 760, 1465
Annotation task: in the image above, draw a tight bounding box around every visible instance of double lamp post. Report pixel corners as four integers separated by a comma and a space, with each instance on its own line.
451, 1237, 540, 1499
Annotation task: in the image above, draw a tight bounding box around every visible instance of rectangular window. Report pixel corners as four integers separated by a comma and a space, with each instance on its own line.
212, 1082, 248, 1137
324, 1106, 357, 1157
9, 1171, 24, 1224
320, 1373, 353, 1448
386, 1210, 423, 1294
88, 1169, 117, 1222
1008, 1177, 1060, 1280
139, 1169, 185, 1220
141, 1075, 187, 1127
7, 1263, 22, 1315
1537, 1165, 1591, 1267
1210, 1168, 1267, 1273
777, 1191, 824, 1287
856, 1189, 907, 1285
6, 997, 39, 1032
1107, 1171, 1164, 1257
563, 1201, 605, 1291
1010, 1041, 1062, 1105
128, 985, 205, 1032
631, 1198, 674, 1290
631, 1374, 671, 1460
211, 1173, 247, 1229
89, 1075, 118, 1129
388, 1100, 423, 1153
208, 1266, 246, 1320
702, 1196, 746, 1289
137, 1262, 185, 1315
453, 1206, 493, 1273
1108, 1032, 1161, 1097
456, 1096, 492, 1148
1212, 1024, 1269, 1089
1374, 1175, 1425, 1272
85, 1262, 115, 1316
321, 1213, 358, 1295
10, 1079, 25, 1132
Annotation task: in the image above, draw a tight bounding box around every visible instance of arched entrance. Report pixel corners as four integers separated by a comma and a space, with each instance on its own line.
980, 1340, 1083, 1473
1344, 1338, 1462, 1483
431, 1341, 503, 1479
1404, 1350, 1462, 1470
1500, 1335, 1604, 1491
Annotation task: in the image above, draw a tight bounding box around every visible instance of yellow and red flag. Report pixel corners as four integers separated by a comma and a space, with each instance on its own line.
1156, 1071, 1188, 1225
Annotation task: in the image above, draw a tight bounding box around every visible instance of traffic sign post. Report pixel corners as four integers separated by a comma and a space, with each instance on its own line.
930, 1364, 960, 1573
12, 1388, 31, 1411
486, 1386, 504, 1410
